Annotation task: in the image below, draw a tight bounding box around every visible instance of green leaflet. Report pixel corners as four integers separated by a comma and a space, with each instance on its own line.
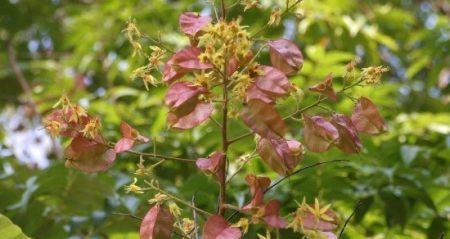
0, 214, 30, 239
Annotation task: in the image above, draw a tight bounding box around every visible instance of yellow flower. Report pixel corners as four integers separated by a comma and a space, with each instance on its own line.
53, 95, 72, 109
194, 71, 216, 88
181, 218, 195, 234
305, 198, 334, 222
148, 45, 166, 67
131, 66, 159, 90
231, 72, 253, 98
168, 202, 182, 218
288, 197, 336, 234
268, 8, 282, 26
142, 74, 158, 91
232, 217, 249, 234
44, 120, 62, 137
124, 177, 144, 194
123, 19, 144, 57
69, 105, 87, 123
361, 66, 389, 85
134, 157, 152, 176
80, 117, 101, 139
148, 193, 169, 204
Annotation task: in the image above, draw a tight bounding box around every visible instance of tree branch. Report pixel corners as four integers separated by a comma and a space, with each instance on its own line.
338, 200, 363, 238
218, 53, 229, 216
228, 131, 253, 145
6, 39, 33, 95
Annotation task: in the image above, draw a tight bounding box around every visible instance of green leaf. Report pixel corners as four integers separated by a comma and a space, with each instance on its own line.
400, 145, 420, 166
380, 187, 408, 227
0, 214, 30, 239
427, 216, 447, 239
406, 56, 430, 79
354, 196, 374, 223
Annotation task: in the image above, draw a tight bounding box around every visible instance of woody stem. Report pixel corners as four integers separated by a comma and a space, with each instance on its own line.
221, 0, 226, 19
218, 61, 229, 216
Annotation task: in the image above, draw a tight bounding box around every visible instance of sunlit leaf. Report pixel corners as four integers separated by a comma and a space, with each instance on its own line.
179, 12, 211, 37
302, 114, 339, 152
257, 138, 303, 175
268, 39, 304, 76
240, 100, 287, 139
140, 204, 173, 239
65, 135, 116, 173
203, 215, 241, 239
351, 97, 387, 135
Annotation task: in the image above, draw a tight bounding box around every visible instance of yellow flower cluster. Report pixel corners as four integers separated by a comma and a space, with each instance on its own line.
168, 202, 182, 218
134, 157, 152, 176
361, 65, 389, 85
231, 62, 262, 98
123, 18, 143, 57
194, 71, 216, 88
130, 46, 166, 90
80, 117, 101, 139
44, 95, 91, 137
124, 19, 165, 90
198, 19, 252, 71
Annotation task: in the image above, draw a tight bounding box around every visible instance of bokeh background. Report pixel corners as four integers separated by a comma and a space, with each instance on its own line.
0, 0, 449, 238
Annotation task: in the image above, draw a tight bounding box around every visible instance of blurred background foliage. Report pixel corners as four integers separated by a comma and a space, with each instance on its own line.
0, 0, 449, 238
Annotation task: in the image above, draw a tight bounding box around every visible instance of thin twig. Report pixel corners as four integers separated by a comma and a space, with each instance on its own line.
209, 115, 223, 128
111, 212, 142, 220
191, 194, 200, 239
141, 34, 174, 54
226, 153, 258, 183
123, 148, 196, 162
144, 180, 213, 216
226, 1, 240, 11
264, 160, 349, 193
221, 0, 226, 19
128, 150, 195, 162
338, 201, 363, 238
251, 0, 303, 38
228, 131, 253, 145
209, 0, 220, 21
6, 39, 33, 95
